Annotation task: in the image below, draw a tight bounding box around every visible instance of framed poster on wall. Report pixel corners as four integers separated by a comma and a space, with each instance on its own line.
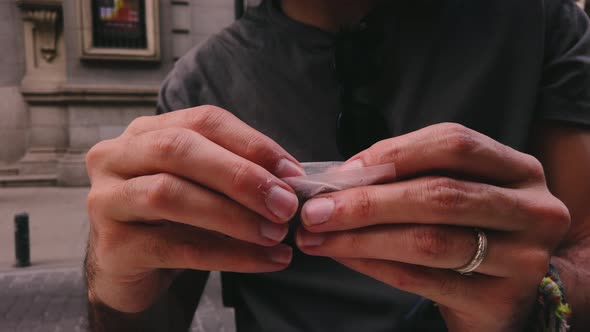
80, 0, 160, 61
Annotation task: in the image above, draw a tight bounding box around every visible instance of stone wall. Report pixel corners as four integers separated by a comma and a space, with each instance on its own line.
62, 0, 234, 86
57, 0, 234, 186
0, 0, 27, 164
0, 0, 235, 186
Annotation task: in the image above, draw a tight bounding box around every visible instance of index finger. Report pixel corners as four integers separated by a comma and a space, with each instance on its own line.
340, 123, 544, 185
125, 106, 305, 178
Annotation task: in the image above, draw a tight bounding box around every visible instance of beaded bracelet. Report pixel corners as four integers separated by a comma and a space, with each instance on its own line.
530, 264, 572, 332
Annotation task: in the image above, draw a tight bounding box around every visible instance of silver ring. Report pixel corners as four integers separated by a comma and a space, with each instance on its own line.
453, 228, 488, 275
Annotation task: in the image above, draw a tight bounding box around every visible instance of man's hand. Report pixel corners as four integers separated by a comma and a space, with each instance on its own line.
85, 106, 303, 314
296, 123, 571, 331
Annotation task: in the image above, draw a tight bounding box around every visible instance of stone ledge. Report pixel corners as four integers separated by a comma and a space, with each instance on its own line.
0, 174, 58, 187
0, 166, 19, 176
20, 85, 159, 105
17, 0, 62, 11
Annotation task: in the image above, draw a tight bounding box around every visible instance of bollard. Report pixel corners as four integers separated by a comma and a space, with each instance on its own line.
14, 213, 30, 267
235, 0, 244, 19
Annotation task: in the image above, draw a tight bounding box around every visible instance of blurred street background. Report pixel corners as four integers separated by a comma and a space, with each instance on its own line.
0, 187, 235, 332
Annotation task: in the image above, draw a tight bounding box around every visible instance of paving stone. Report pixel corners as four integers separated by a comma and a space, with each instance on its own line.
25, 295, 51, 320
0, 295, 16, 317
0, 319, 19, 331
0, 275, 16, 292
0, 268, 235, 331
15, 317, 40, 331
43, 296, 67, 322
6, 296, 33, 321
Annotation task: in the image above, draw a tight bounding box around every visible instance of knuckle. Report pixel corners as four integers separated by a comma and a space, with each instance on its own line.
85, 144, 102, 172
126, 116, 152, 134
543, 199, 571, 234
180, 241, 205, 268
368, 139, 403, 165
86, 185, 127, 233
229, 161, 255, 194
243, 134, 269, 159
186, 105, 229, 133
85, 140, 113, 175
144, 174, 178, 209
346, 232, 366, 254
525, 194, 571, 233
524, 155, 546, 181
86, 189, 104, 221
554, 201, 572, 230
425, 177, 468, 213
441, 123, 479, 156
351, 188, 377, 220
151, 129, 192, 160
412, 226, 450, 260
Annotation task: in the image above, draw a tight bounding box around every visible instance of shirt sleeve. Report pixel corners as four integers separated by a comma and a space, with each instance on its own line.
156, 49, 203, 115
537, 0, 590, 126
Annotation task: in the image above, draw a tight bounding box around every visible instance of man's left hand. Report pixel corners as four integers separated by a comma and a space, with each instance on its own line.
296, 123, 571, 331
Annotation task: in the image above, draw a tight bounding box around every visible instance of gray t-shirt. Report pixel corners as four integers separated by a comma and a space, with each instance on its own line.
157, 0, 590, 331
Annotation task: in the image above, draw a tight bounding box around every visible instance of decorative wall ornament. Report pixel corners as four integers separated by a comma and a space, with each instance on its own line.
17, 0, 63, 64
22, 9, 60, 62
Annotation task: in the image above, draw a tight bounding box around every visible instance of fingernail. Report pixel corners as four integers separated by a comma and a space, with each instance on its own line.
339, 159, 364, 171
267, 245, 293, 264
298, 231, 326, 247
265, 186, 299, 220
275, 159, 306, 178
303, 198, 334, 226
260, 222, 289, 242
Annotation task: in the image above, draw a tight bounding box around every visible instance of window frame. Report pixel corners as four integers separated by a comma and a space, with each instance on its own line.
79, 0, 160, 62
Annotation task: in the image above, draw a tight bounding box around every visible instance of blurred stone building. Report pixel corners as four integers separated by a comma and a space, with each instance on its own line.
0, 0, 242, 186
0, 0, 587, 187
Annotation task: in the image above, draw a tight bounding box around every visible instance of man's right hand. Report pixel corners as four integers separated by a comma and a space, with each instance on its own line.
85, 106, 303, 313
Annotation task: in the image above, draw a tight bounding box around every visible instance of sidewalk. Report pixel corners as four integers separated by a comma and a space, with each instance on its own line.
0, 187, 235, 331
0, 188, 89, 270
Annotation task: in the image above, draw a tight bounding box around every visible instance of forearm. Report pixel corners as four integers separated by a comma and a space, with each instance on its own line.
87, 270, 210, 332
552, 240, 590, 331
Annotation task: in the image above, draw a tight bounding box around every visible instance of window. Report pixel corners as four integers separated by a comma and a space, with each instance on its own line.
91, 0, 147, 49
79, 0, 160, 61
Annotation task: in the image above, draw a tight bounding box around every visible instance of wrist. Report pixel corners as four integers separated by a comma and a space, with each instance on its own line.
89, 273, 164, 313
